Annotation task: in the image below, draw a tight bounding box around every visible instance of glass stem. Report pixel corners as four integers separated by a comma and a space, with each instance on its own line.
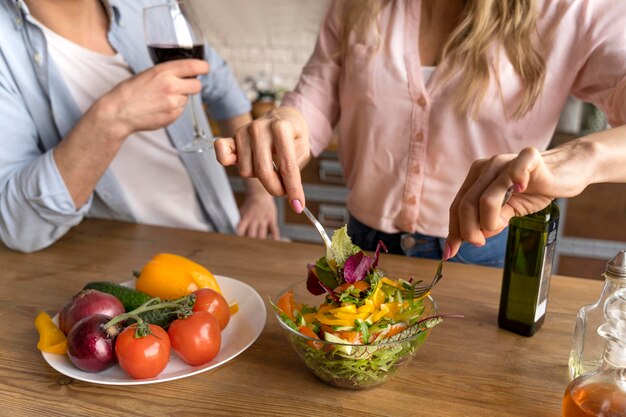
188, 94, 206, 139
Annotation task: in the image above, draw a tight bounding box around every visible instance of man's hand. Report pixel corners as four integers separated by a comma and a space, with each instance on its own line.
97, 59, 210, 139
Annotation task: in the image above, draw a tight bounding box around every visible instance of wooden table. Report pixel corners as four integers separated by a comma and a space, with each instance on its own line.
0, 220, 602, 417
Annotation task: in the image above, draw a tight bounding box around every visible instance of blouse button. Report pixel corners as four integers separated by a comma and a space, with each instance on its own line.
417, 96, 427, 108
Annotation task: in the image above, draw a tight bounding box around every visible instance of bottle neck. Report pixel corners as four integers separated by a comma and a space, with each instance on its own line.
600, 274, 626, 300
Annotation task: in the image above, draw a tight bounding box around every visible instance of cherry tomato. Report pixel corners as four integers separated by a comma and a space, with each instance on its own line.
115, 324, 171, 379
192, 288, 231, 330
168, 311, 221, 366
277, 290, 295, 320
298, 325, 322, 350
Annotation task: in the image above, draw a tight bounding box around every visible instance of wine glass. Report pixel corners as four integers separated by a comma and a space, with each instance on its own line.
143, 1, 212, 153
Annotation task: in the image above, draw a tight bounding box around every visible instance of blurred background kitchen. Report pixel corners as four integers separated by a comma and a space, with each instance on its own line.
190, 0, 626, 280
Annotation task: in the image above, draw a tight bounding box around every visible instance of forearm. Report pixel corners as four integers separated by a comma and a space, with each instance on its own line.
540, 124, 626, 196
53, 96, 127, 208
576, 125, 626, 185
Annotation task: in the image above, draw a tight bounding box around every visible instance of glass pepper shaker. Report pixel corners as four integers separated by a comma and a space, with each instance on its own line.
568, 250, 626, 380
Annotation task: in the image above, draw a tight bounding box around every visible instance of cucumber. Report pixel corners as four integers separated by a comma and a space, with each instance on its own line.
83, 281, 151, 311
82, 281, 180, 329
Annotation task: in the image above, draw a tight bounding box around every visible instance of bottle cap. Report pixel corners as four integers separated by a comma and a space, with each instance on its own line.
606, 250, 626, 278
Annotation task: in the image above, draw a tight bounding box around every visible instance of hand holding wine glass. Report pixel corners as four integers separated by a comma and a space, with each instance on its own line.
143, 1, 211, 153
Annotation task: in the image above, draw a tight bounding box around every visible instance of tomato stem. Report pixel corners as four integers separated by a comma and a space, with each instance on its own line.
104, 294, 196, 333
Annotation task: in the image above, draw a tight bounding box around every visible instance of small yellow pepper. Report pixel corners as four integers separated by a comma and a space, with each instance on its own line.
35, 312, 67, 355
136, 253, 221, 300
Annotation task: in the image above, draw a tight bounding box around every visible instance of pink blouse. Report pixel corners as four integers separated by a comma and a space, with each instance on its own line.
282, 0, 626, 238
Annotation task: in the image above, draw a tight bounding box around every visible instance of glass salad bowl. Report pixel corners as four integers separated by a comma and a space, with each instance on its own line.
273, 280, 438, 390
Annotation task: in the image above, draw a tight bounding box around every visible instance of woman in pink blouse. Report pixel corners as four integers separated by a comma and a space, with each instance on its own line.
216, 0, 626, 267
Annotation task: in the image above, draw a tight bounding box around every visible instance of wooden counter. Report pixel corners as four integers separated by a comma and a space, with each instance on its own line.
0, 220, 602, 417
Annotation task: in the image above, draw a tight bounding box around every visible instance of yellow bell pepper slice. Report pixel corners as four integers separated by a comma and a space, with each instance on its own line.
329, 304, 357, 314
357, 300, 375, 314
316, 313, 354, 327
371, 286, 385, 308
35, 312, 67, 355
302, 313, 316, 323
367, 306, 390, 324
333, 311, 369, 321
317, 304, 334, 313
381, 277, 399, 287
136, 253, 221, 299
380, 302, 402, 316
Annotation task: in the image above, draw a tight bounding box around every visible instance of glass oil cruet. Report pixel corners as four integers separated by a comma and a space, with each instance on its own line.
569, 251, 626, 380
562, 287, 626, 416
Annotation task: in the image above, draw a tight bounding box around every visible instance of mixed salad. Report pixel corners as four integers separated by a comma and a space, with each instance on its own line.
274, 226, 448, 388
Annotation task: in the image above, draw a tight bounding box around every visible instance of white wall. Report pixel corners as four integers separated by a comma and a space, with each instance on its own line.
190, 0, 330, 89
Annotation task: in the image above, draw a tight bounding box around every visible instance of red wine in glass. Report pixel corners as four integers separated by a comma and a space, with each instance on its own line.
143, 1, 212, 153
147, 44, 205, 65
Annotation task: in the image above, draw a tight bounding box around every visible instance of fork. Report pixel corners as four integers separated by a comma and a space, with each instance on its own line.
302, 206, 333, 249
271, 162, 333, 251
411, 185, 514, 297
413, 257, 444, 298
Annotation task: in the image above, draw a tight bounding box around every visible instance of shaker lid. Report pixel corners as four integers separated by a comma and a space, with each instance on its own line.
607, 250, 626, 277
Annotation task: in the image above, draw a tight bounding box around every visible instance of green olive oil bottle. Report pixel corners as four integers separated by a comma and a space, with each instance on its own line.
498, 201, 560, 336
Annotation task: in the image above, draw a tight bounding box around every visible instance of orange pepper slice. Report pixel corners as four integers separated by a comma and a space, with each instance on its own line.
34, 312, 67, 355
229, 301, 239, 316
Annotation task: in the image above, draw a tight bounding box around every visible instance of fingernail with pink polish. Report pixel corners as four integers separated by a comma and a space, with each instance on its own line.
513, 183, 524, 193
291, 199, 303, 214
443, 242, 452, 260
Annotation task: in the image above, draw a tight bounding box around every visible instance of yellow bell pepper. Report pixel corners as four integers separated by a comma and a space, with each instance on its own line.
35, 312, 67, 355
136, 253, 221, 300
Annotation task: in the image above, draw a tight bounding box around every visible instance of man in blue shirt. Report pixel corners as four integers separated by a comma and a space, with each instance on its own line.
0, 0, 279, 252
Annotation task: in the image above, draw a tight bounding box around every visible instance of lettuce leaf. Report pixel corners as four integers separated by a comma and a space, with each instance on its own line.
326, 226, 360, 269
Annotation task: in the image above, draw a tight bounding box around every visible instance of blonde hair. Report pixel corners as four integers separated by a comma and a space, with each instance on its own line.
340, 0, 546, 118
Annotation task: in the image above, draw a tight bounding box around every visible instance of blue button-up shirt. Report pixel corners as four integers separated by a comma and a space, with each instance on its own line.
0, 0, 251, 252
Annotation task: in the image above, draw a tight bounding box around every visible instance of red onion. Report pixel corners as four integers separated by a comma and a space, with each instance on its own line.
66, 314, 119, 373
59, 289, 125, 334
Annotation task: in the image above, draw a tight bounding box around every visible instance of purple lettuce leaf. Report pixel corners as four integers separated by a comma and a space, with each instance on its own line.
343, 251, 374, 284
306, 264, 340, 301
372, 240, 388, 269
306, 264, 326, 295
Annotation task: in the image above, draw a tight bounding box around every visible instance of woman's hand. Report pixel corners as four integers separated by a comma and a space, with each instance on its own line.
214, 106, 311, 213
445, 142, 598, 259
237, 180, 281, 240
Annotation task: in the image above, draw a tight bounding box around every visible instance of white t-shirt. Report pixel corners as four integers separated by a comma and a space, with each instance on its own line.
39, 23, 211, 231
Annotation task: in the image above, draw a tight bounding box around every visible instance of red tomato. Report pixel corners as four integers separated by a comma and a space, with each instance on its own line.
115, 324, 171, 379
192, 288, 231, 330
168, 311, 221, 366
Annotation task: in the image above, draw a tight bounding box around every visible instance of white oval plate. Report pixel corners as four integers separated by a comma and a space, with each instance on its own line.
41, 275, 266, 385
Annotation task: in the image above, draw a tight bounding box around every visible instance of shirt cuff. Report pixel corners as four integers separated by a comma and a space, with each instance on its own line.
24, 151, 92, 225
